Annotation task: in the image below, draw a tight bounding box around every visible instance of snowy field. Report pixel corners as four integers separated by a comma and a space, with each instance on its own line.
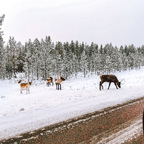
1, 68, 144, 140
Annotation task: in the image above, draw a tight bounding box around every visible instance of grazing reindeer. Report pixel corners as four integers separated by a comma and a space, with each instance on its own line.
18, 80, 32, 94
99, 75, 121, 90
46, 76, 54, 86
55, 73, 65, 90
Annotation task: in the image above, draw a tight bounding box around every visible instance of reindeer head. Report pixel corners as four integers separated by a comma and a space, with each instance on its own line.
119, 78, 125, 88
60, 76, 65, 81
117, 82, 121, 88
18, 80, 22, 84
29, 82, 32, 85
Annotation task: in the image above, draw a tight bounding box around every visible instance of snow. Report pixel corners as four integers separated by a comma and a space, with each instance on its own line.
1, 67, 144, 140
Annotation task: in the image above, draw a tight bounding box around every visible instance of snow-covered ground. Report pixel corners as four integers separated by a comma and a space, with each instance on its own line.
1, 68, 144, 141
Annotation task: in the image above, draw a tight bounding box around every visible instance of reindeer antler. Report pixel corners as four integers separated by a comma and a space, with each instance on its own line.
120, 78, 125, 82
120, 78, 125, 85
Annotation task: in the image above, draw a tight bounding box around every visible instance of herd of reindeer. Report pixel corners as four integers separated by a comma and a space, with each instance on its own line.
18, 73, 121, 94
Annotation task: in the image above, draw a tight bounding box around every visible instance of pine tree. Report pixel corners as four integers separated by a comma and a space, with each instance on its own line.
33, 38, 41, 80
40, 36, 54, 79
5, 37, 18, 78
80, 48, 88, 77
0, 15, 5, 79
23, 39, 34, 80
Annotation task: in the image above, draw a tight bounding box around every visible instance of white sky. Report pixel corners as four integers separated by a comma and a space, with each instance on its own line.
0, 0, 144, 47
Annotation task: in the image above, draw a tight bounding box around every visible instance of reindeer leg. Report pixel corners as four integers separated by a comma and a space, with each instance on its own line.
27, 88, 29, 94
60, 84, 61, 90
99, 82, 102, 90
114, 82, 118, 89
57, 84, 58, 90
108, 82, 111, 90
100, 82, 104, 90
101, 84, 104, 89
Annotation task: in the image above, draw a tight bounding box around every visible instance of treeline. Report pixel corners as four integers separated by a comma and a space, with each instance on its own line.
1, 36, 144, 80
0, 15, 144, 80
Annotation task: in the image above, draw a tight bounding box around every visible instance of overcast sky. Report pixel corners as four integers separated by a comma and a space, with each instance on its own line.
0, 0, 144, 47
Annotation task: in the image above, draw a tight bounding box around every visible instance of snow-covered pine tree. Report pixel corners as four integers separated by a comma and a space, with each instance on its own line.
16, 42, 25, 73
40, 36, 54, 79
63, 42, 71, 78
23, 39, 34, 80
0, 15, 5, 79
80, 47, 88, 77
33, 38, 41, 80
6, 37, 18, 78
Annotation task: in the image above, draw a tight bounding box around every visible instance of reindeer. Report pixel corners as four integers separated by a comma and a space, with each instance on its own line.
18, 80, 32, 94
46, 76, 54, 86
55, 73, 65, 90
99, 75, 121, 90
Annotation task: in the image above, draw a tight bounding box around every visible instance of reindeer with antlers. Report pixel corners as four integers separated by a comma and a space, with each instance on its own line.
99, 75, 121, 90
55, 73, 65, 90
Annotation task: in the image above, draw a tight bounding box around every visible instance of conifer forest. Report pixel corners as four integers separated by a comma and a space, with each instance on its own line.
0, 15, 144, 80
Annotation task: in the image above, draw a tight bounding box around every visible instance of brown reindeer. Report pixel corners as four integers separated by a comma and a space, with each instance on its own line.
46, 76, 54, 86
18, 80, 32, 94
55, 73, 65, 90
99, 75, 121, 90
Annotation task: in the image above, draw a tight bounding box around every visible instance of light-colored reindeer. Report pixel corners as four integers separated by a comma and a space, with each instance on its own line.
18, 80, 32, 94
46, 76, 54, 86
55, 73, 65, 90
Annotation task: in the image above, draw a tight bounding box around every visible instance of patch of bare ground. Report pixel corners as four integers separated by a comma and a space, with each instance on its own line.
80, 115, 143, 144
125, 135, 144, 144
